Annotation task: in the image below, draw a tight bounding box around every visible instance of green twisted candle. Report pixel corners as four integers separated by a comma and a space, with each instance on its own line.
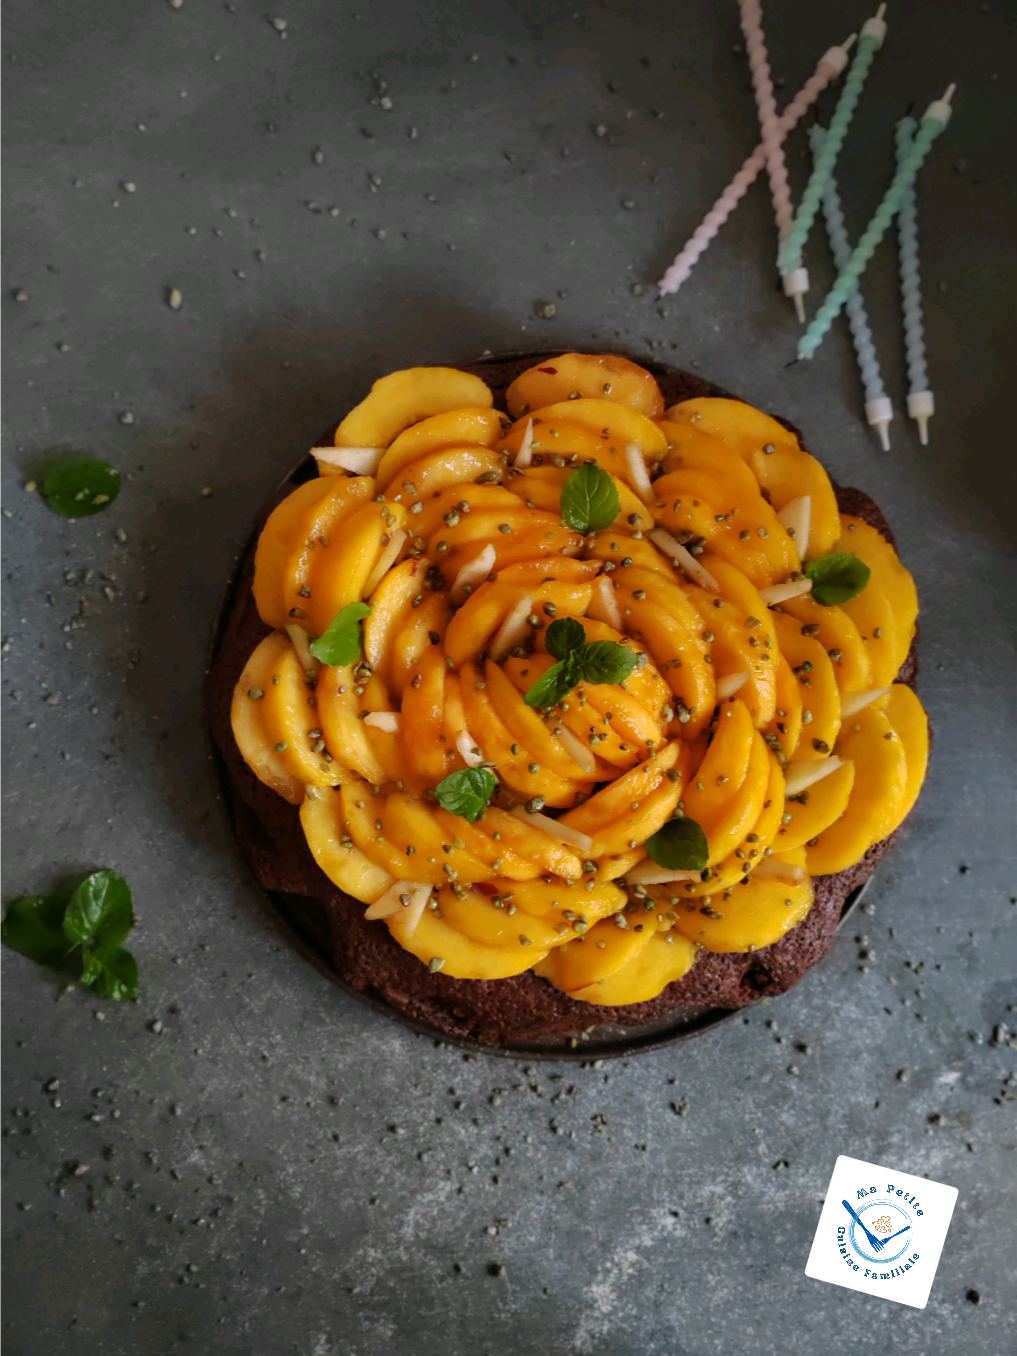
777, 6, 887, 281
798, 87, 955, 362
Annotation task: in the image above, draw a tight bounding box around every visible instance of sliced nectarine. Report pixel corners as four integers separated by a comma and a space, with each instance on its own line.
231, 631, 306, 804
375, 406, 506, 489
770, 610, 841, 761
666, 397, 840, 557
387, 905, 546, 980
304, 499, 406, 636
882, 683, 928, 824
805, 705, 908, 875
507, 353, 664, 419
778, 758, 856, 853
673, 863, 812, 953
564, 931, 699, 1005
435, 887, 564, 950
777, 593, 872, 693
652, 466, 797, 587
835, 516, 917, 684
335, 367, 492, 449
534, 914, 657, 990
300, 788, 394, 902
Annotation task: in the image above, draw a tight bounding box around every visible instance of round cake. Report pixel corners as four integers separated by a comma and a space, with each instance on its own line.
207, 352, 928, 1048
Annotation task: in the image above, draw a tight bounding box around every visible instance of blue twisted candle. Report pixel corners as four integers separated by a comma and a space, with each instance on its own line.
778, 5, 887, 284
798, 86, 955, 362
810, 125, 893, 449
896, 116, 934, 443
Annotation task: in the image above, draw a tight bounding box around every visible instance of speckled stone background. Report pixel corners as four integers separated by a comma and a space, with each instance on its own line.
3, 1, 1016, 1352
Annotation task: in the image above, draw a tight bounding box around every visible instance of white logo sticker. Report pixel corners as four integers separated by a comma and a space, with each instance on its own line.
805, 1155, 958, 1309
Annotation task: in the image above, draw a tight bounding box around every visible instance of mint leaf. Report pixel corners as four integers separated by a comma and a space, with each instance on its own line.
43, 458, 121, 518
524, 637, 637, 707
803, 553, 871, 607
2, 896, 72, 966
3, 869, 139, 1000
309, 601, 372, 665
524, 653, 583, 708
545, 616, 586, 661
85, 945, 139, 1001
644, 816, 709, 871
580, 640, 639, 686
560, 464, 620, 534
63, 869, 133, 948
435, 767, 497, 823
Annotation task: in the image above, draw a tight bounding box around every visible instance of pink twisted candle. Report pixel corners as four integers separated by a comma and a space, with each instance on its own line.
740, 0, 794, 243
658, 34, 855, 296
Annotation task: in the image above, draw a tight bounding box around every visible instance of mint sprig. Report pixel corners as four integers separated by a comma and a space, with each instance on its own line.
523, 617, 638, 708
309, 600, 372, 665
643, 817, 709, 871
560, 464, 621, 534
803, 553, 870, 607
434, 768, 497, 823
2, 869, 139, 1000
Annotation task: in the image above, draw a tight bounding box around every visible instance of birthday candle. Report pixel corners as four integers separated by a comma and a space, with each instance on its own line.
810, 125, 893, 449
657, 35, 855, 296
798, 86, 955, 361
896, 116, 934, 443
778, 6, 888, 298
739, 0, 806, 316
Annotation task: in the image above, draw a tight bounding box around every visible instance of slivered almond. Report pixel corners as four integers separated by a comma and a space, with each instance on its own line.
759, 577, 813, 606
450, 543, 496, 606
512, 418, 535, 469
552, 723, 597, 777
363, 711, 400, 732
489, 594, 533, 660
783, 755, 844, 797
401, 886, 432, 936
364, 880, 431, 920
716, 671, 749, 699
587, 574, 622, 630
625, 444, 654, 502
749, 857, 807, 886
454, 729, 485, 768
649, 528, 720, 592
510, 804, 593, 854
777, 495, 811, 558
363, 528, 407, 597
314, 446, 385, 476
840, 688, 890, 718
285, 623, 318, 674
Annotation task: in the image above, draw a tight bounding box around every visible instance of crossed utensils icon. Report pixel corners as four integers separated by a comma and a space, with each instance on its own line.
841, 1200, 912, 1252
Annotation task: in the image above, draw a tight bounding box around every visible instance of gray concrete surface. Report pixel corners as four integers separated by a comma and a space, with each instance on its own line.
3, 1, 1015, 1352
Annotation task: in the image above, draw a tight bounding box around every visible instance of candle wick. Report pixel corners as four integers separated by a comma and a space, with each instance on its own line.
942, 82, 956, 104
874, 2, 887, 19
841, 33, 858, 53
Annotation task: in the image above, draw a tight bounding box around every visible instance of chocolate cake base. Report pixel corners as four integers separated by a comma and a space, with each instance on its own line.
205, 353, 920, 1054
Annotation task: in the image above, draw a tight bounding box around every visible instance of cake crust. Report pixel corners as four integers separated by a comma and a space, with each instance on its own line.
206, 356, 920, 1047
